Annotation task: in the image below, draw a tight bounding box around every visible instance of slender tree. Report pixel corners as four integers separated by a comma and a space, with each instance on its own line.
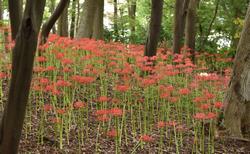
0, 0, 3, 25
185, 0, 198, 61
128, 0, 136, 42
144, 0, 163, 57
58, 1, 69, 36
70, 0, 77, 38
224, 3, 250, 138
114, 0, 119, 40
41, 0, 70, 44
0, 0, 46, 152
8, 0, 22, 40
173, 0, 190, 53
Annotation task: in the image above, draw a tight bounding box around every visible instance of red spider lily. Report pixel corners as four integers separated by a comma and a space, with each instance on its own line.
109, 108, 123, 117
33, 66, 45, 72
160, 92, 170, 99
203, 91, 215, 100
141, 78, 156, 87
94, 109, 109, 116
106, 129, 117, 138
61, 58, 73, 65
71, 75, 95, 84
36, 56, 47, 62
168, 97, 179, 103
199, 103, 211, 110
55, 52, 65, 59
140, 135, 154, 142
179, 88, 190, 95
57, 108, 66, 115
156, 121, 166, 128
49, 117, 61, 124
44, 104, 53, 112
214, 101, 223, 109
193, 112, 206, 120
97, 96, 109, 102
73, 101, 86, 109
115, 85, 129, 92
44, 85, 54, 92
46, 66, 56, 71
39, 77, 50, 85
96, 114, 110, 122
52, 89, 61, 96
205, 112, 217, 119
55, 80, 71, 87
193, 97, 204, 104
0, 72, 7, 79
62, 67, 72, 73
166, 121, 177, 127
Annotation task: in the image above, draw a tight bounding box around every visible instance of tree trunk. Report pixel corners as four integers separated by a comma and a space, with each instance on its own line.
128, 0, 136, 43
0, 0, 46, 153
92, 0, 104, 40
200, 0, 219, 50
114, 0, 118, 41
185, 0, 197, 61
0, 0, 3, 26
41, 0, 70, 44
76, 0, 96, 38
224, 3, 250, 138
76, 0, 80, 34
144, 0, 163, 57
50, 0, 57, 34
172, 0, 190, 53
58, 2, 69, 37
70, 0, 76, 38
8, 0, 22, 40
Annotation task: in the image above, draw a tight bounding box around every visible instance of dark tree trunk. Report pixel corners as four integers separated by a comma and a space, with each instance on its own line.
49, 0, 57, 34
76, 0, 96, 38
200, 0, 219, 50
70, 0, 76, 38
58, 2, 69, 37
185, 0, 197, 61
0, 0, 46, 153
8, 0, 22, 40
114, 0, 118, 41
128, 0, 136, 43
144, 0, 163, 57
41, 0, 70, 44
0, 0, 3, 25
224, 4, 250, 138
93, 0, 104, 40
172, 0, 190, 53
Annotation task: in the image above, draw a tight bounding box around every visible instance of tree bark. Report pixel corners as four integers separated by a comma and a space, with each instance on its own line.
58, 1, 69, 37
224, 3, 250, 138
0, 0, 46, 153
185, 0, 197, 61
41, 0, 70, 44
128, 0, 136, 43
70, 0, 76, 38
93, 0, 104, 40
49, 0, 57, 34
173, 0, 190, 53
144, 0, 163, 57
8, 0, 23, 40
76, 0, 96, 38
0, 0, 3, 25
114, 0, 118, 41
